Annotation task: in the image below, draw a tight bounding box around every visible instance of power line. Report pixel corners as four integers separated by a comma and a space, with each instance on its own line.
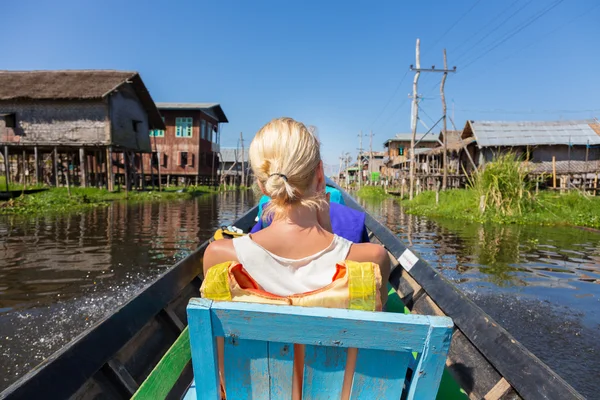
424, 0, 565, 94
481, 2, 600, 68
368, 69, 409, 131
422, 0, 483, 58
448, 0, 521, 56
452, 0, 534, 66
461, 0, 566, 71
456, 107, 600, 115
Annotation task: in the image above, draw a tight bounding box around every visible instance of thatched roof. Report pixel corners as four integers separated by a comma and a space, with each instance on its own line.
0, 70, 165, 129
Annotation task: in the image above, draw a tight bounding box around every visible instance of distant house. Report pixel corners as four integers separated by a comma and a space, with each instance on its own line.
358, 151, 386, 181
145, 103, 228, 186
462, 120, 600, 174
0, 70, 164, 190
219, 147, 251, 186
382, 132, 439, 179
425, 130, 476, 175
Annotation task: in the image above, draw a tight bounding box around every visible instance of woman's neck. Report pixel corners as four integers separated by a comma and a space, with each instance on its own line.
270, 204, 322, 231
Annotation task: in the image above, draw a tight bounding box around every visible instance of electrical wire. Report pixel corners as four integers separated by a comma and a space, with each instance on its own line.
368, 69, 409, 131
422, 0, 483, 58
461, 0, 566, 71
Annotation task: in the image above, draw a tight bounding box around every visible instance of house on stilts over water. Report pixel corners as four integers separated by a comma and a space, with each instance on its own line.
146, 103, 228, 187
0, 70, 165, 190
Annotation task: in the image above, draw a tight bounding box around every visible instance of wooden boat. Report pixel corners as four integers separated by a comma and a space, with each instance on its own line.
0, 184, 585, 399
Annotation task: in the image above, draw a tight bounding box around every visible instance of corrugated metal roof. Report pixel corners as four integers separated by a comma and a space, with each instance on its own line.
385, 132, 439, 144
470, 120, 600, 147
156, 102, 228, 123
219, 147, 248, 163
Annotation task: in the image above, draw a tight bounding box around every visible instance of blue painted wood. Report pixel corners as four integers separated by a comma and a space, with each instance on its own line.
208, 301, 450, 351
223, 337, 270, 399
406, 322, 454, 399
186, 299, 220, 400
182, 379, 196, 400
267, 342, 294, 398
186, 299, 454, 400
302, 345, 348, 399
350, 349, 411, 399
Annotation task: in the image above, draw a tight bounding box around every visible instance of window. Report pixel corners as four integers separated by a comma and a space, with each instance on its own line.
149, 129, 164, 137
207, 123, 212, 141
162, 153, 168, 167
180, 152, 188, 166
175, 117, 193, 138
399, 146, 404, 156
132, 120, 142, 133
178, 152, 195, 167
2, 113, 16, 128
201, 120, 207, 140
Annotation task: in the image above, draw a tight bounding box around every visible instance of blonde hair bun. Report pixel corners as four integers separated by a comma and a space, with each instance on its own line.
249, 117, 324, 220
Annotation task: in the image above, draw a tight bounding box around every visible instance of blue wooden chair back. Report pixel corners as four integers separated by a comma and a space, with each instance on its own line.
186, 298, 453, 400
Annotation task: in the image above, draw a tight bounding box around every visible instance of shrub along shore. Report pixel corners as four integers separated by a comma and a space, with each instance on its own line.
356, 154, 600, 229
401, 189, 600, 229
0, 185, 229, 216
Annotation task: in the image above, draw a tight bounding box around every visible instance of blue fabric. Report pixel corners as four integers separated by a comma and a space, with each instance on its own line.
250, 202, 369, 244
256, 186, 345, 222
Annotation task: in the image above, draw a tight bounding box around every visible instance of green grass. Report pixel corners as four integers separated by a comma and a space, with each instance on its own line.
356, 186, 390, 200
0, 185, 220, 216
402, 189, 600, 229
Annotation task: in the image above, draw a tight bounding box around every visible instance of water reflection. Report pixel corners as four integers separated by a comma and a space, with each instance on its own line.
359, 196, 600, 398
0, 190, 255, 391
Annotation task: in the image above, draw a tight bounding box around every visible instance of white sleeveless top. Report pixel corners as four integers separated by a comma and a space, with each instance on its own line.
232, 234, 353, 296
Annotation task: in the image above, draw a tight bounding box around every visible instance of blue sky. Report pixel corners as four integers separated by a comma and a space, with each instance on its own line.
3, 0, 599, 171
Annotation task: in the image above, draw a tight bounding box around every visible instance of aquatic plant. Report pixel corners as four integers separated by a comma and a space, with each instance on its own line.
467, 152, 535, 217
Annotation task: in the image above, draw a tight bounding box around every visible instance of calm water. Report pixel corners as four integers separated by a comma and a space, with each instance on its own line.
360, 197, 600, 398
0, 190, 255, 392
1, 192, 598, 397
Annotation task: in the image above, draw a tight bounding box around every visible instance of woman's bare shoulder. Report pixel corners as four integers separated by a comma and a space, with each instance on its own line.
347, 242, 388, 262
203, 239, 238, 275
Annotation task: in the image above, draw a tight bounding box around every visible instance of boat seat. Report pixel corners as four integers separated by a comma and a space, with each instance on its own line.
183, 298, 453, 399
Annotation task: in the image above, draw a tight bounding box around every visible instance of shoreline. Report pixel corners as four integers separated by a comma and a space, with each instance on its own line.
0, 185, 248, 216
356, 186, 600, 231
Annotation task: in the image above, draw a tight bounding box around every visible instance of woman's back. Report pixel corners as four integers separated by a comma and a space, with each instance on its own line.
202, 117, 389, 304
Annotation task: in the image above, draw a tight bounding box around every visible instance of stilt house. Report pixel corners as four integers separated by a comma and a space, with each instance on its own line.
0, 70, 164, 190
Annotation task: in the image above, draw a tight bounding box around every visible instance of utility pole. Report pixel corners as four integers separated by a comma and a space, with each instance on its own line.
409, 39, 421, 200
344, 153, 350, 188
441, 49, 449, 190
369, 131, 374, 183
409, 43, 456, 197
358, 131, 363, 189
239, 132, 245, 188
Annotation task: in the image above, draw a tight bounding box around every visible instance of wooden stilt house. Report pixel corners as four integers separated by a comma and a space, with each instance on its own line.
0, 70, 165, 191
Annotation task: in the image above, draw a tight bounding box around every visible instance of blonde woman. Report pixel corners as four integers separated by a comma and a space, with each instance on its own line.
203, 117, 390, 307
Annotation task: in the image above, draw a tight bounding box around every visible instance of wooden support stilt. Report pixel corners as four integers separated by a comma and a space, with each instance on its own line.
140, 152, 145, 191
63, 154, 71, 197
124, 151, 130, 195
22, 150, 27, 186
157, 151, 162, 191
552, 156, 556, 189
107, 147, 114, 191
79, 147, 87, 187
3, 146, 9, 192
34, 146, 39, 185
53, 147, 59, 187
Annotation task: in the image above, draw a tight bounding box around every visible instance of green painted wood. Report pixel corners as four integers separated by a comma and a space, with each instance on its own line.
267, 342, 294, 398
350, 349, 411, 399
131, 326, 191, 400
302, 345, 348, 399
223, 337, 270, 399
